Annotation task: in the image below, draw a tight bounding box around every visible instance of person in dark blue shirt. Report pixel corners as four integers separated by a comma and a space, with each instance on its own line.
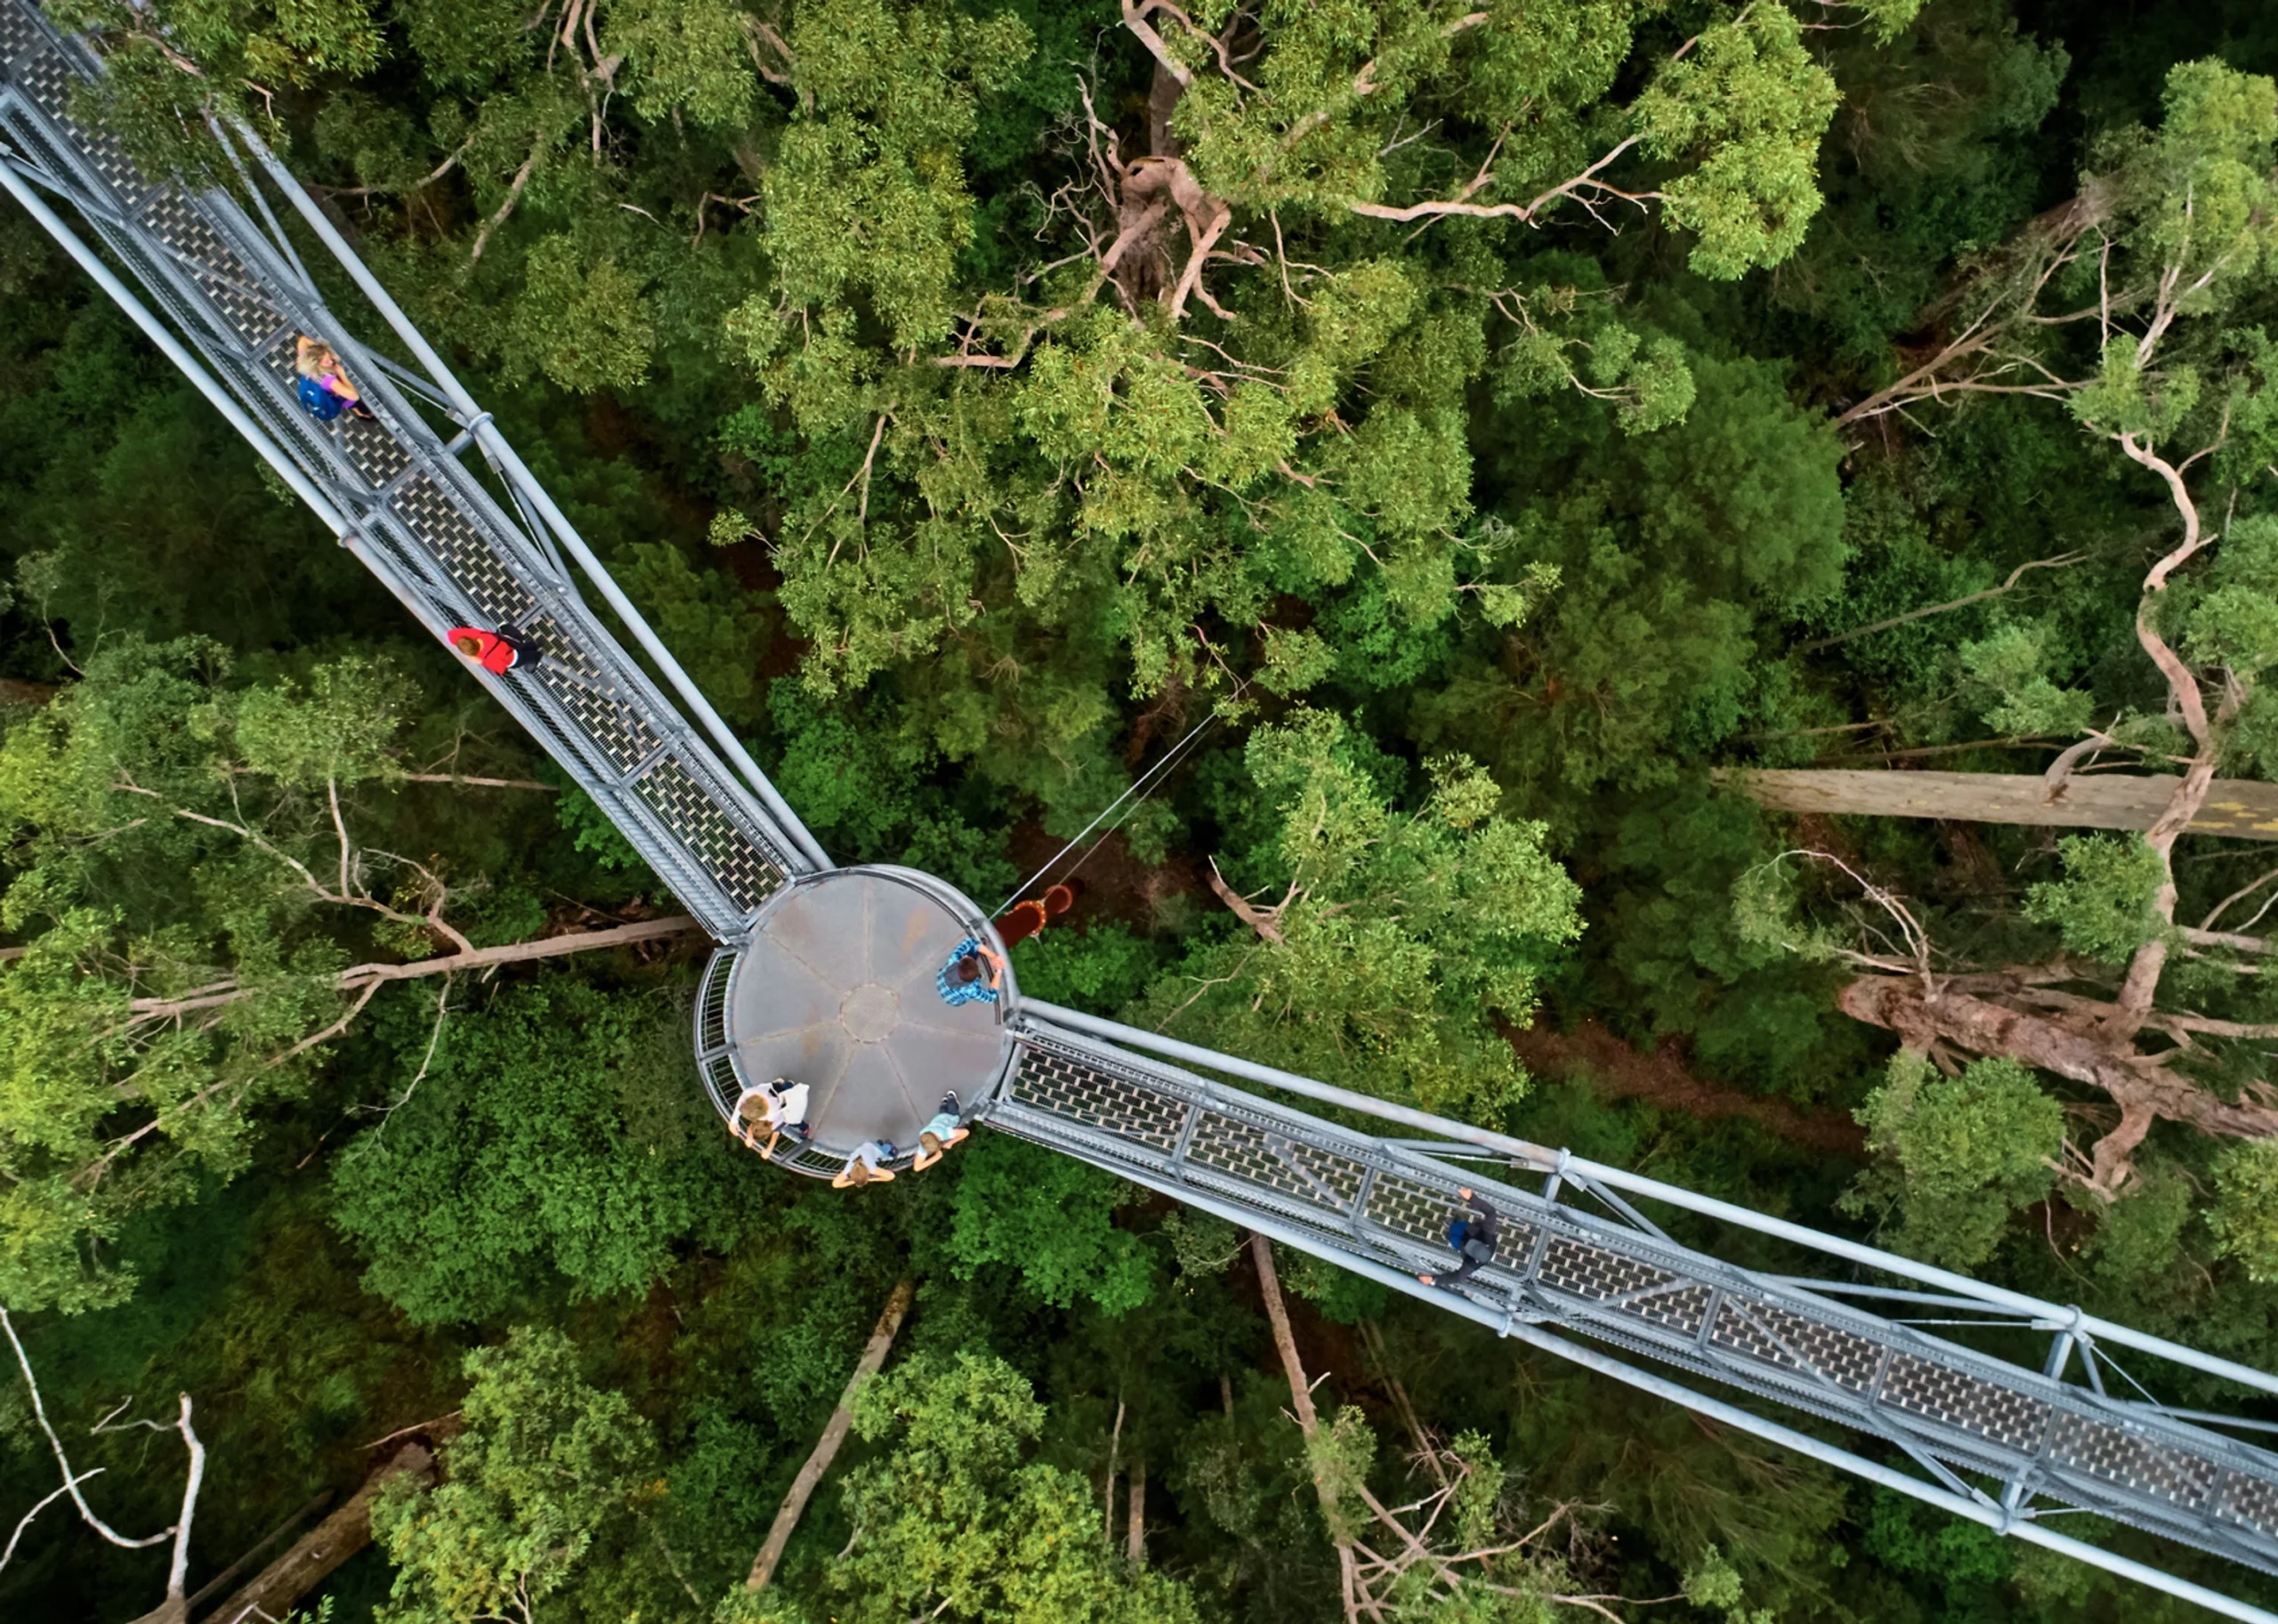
1419, 1189, 1501, 1289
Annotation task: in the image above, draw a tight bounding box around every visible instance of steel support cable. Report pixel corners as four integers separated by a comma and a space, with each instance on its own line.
991, 707, 1220, 917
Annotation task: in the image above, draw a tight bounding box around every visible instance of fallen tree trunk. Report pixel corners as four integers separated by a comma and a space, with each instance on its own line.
125, 914, 703, 1020
1720, 769, 2278, 840
746, 1277, 916, 1591
1249, 1232, 1364, 1624
180, 1489, 333, 1619
1839, 974, 2278, 1190
207, 1442, 435, 1624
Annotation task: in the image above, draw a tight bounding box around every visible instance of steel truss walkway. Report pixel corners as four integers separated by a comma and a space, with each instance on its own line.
6, 6, 2278, 1615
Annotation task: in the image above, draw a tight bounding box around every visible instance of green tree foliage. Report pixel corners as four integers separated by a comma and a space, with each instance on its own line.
1142, 708, 1581, 1117
613, 544, 772, 725
2209, 1140, 2278, 1284
331, 980, 748, 1324
0, 642, 426, 1309
0, 635, 636, 1313
758, 0, 1034, 349
20, 4, 2278, 1621
1858, 1489, 2014, 1610
1586, 787, 1862, 1096
1785, 55, 2278, 1207
370, 1325, 663, 1622
2022, 834, 2166, 965
700, 0, 1846, 742
1845, 1051, 2064, 1270
1006, 922, 1160, 1012
941, 1135, 1153, 1315
1958, 623, 2097, 738
1420, 355, 1848, 796
829, 1350, 1202, 1624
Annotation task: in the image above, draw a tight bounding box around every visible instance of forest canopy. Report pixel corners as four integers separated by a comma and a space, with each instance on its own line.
10, 0, 2278, 1621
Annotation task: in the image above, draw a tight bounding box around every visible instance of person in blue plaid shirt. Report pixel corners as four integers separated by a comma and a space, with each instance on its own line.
936, 937, 1004, 1006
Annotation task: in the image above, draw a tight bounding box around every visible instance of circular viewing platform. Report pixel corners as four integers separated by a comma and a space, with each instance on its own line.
693, 866, 1016, 1178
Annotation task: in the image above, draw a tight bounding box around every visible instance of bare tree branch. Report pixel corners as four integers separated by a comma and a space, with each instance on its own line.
1248, 1233, 1372, 1624
1, 1310, 174, 1555
1799, 552, 2088, 652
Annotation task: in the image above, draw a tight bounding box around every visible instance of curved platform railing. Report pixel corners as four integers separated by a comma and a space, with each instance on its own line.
691, 867, 1022, 1180
8, 7, 2278, 1616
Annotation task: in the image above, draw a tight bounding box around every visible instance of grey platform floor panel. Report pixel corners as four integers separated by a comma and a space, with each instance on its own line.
727, 869, 1009, 1154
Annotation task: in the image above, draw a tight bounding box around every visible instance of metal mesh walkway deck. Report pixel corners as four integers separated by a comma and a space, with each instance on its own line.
1000, 1011, 2278, 1613
0, 1, 818, 940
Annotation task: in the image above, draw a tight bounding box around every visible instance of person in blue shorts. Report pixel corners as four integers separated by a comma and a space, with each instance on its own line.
834, 1140, 898, 1188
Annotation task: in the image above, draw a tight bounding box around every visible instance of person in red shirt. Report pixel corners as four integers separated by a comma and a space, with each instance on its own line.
446, 626, 539, 674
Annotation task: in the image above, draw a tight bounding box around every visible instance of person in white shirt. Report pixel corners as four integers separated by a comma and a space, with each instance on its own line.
833, 1139, 898, 1188
732, 1077, 811, 1159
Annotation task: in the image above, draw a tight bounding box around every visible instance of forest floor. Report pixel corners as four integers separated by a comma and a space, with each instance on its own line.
1005, 823, 1203, 930
1507, 1020, 1867, 1159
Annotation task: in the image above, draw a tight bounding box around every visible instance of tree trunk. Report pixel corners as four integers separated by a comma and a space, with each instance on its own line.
1248, 1232, 1364, 1624
125, 914, 704, 1021
746, 1277, 916, 1590
1719, 768, 2278, 841
206, 1442, 434, 1624
179, 1489, 333, 1618
1127, 1456, 1145, 1569
1147, 55, 1184, 159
